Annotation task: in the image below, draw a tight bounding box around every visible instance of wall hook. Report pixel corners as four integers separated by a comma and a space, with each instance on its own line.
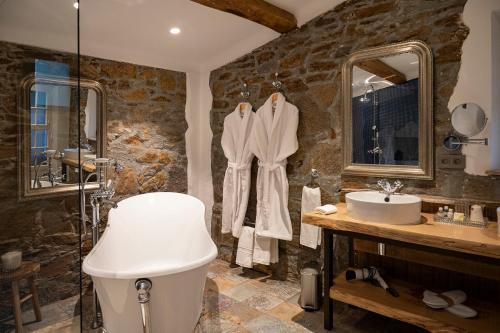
240, 82, 250, 101
272, 72, 282, 91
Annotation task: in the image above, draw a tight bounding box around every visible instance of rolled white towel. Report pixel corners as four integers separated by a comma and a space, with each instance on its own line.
314, 204, 337, 215
236, 226, 255, 268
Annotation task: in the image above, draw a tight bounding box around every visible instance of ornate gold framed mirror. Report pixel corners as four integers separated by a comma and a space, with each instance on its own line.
18, 74, 106, 200
342, 40, 433, 180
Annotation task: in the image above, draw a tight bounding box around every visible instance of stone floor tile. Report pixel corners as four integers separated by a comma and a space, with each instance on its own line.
286, 291, 301, 305
249, 278, 301, 300
268, 302, 304, 321
242, 314, 309, 333
203, 288, 238, 318
207, 276, 240, 292
208, 260, 232, 278
221, 282, 260, 302
219, 302, 262, 325
242, 293, 284, 311
221, 271, 253, 284
195, 315, 242, 333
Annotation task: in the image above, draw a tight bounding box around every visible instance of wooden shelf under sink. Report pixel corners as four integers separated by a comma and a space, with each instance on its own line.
331, 269, 500, 333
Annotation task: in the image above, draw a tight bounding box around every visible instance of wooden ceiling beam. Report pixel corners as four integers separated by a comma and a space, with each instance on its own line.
191, 0, 297, 34
355, 59, 407, 85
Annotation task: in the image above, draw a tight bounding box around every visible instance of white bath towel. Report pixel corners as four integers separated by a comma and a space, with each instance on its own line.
253, 235, 279, 265
236, 226, 255, 268
300, 186, 322, 249
315, 204, 337, 215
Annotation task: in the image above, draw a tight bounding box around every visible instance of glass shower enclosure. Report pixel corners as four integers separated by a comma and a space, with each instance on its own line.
0, 1, 84, 331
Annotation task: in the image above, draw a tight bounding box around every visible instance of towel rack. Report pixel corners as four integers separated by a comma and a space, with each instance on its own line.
307, 169, 320, 188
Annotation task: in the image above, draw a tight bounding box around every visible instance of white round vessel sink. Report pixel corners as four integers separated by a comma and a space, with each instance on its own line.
346, 191, 422, 225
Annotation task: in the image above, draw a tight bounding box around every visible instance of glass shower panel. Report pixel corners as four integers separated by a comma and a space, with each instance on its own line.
0, 1, 81, 332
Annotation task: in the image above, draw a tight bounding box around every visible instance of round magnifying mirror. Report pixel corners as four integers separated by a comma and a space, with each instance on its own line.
443, 135, 461, 151
451, 103, 487, 137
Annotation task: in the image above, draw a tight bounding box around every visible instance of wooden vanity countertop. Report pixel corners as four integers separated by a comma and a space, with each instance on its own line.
303, 203, 500, 260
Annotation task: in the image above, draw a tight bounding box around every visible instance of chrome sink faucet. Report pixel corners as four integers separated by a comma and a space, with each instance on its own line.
377, 179, 404, 202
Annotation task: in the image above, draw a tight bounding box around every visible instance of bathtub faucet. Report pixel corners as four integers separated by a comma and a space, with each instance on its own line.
135, 279, 153, 333
80, 157, 123, 329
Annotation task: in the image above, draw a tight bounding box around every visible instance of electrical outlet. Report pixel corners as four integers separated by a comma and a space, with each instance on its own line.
437, 154, 465, 169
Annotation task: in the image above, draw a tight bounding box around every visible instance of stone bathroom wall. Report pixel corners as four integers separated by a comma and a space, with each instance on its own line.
210, 0, 500, 281
0, 40, 187, 317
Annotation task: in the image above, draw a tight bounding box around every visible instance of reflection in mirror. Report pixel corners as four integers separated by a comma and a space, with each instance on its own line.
20, 74, 105, 199
451, 103, 487, 137
443, 135, 461, 151
29, 84, 98, 189
342, 41, 433, 179
352, 52, 419, 165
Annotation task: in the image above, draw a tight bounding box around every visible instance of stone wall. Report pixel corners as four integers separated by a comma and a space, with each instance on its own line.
210, 0, 500, 281
0, 41, 187, 317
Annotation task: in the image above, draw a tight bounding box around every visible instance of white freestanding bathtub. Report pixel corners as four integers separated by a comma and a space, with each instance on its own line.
82, 192, 217, 333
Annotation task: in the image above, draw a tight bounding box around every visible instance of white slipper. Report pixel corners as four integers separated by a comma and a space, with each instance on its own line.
422, 290, 467, 309
423, 290, 448, 309
441, 290, 467, 304
446, 304, 477, 318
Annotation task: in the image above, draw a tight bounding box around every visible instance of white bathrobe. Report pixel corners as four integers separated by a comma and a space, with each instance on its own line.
221, 102, 255, 238
250, 93, 299, 241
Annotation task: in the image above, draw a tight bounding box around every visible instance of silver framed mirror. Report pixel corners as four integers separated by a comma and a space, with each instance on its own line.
18, 74, 106, 200
451, 103, 487, 137
342, 40, 433, 180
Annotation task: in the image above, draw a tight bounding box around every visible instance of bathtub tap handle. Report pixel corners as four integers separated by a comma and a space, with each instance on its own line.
135, 279, 153, 333
135, 279, 152, 303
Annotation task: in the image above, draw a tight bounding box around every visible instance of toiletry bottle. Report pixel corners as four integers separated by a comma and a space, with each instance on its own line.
444, 206, 449, 213
438, 207, 444, 217
447, 208, 454, 219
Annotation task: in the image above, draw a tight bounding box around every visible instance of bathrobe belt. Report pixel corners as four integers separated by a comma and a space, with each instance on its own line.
257, 159, 287, 230
227, 161, 252, 226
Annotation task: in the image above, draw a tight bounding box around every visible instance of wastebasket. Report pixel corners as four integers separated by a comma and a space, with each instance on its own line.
299, 267, 320, 311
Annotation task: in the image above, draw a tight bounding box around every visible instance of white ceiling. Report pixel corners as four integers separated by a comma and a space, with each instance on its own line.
0, 0, 342, 72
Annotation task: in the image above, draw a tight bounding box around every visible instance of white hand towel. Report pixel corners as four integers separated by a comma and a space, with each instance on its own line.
315, 204, 337, 215
236, 226, 255, 268
300, 186, 322, 249
253, 235, 278, 265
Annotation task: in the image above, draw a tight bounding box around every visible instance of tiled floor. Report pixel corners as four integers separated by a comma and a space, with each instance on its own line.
0, 296, 80, 333
1, 259, 425, 333
195, 259, 425, 333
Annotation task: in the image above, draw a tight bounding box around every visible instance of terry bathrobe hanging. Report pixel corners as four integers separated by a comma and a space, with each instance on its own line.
250, 92, 298, 241
221, 102, 255, 238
